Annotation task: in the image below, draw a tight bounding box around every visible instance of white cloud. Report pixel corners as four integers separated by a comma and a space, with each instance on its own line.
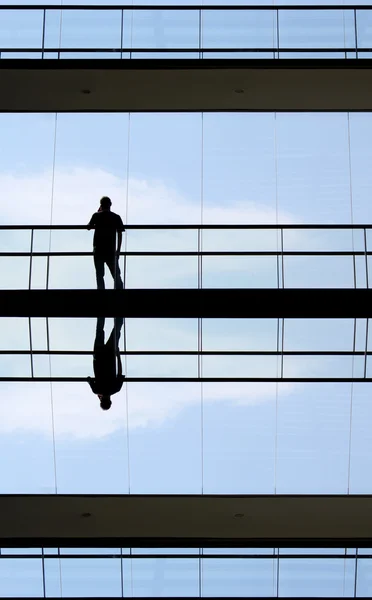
0, 380, 294, 440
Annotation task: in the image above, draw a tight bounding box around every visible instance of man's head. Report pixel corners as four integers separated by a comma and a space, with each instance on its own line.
100, 196, 112, 211
98, 395, 112, 411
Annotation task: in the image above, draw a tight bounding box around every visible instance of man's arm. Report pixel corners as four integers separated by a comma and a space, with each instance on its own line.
117, 231, 122, 255
87, 214, 96, 230
117, 351, 122, 378
87, 377, 97, 394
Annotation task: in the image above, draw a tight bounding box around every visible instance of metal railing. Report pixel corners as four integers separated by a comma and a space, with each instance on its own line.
1, 224, 372, 383
0, 224, 371, 291
0, 546, 368, 599
0, 5, 371, 60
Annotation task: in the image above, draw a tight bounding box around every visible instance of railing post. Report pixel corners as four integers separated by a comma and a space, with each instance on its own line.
28, 228, 34, 291
364, 228, 369, 289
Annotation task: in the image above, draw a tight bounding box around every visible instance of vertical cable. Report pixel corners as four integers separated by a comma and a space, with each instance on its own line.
124, 112, 131, 496
347, 112, 355, 495
274, 112, 279, 495
200, 112, 204, 496
28, 229, 35, 378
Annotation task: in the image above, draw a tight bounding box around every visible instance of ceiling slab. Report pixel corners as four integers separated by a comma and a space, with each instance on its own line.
1, 289, 372, 318
1, 495, 372, 547
1, 59, 372, 112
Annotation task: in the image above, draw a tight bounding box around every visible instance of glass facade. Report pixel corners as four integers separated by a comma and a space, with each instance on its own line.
2, 0, 372, 596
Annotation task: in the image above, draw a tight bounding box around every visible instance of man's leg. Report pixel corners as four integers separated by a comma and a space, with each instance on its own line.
94, 254, 105, 290
106, 255, 124, 290
94, 317, 105, 353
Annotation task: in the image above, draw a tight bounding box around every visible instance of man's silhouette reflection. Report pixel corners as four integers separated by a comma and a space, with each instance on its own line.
87, 317, 125, 410
87, 196, 125, 290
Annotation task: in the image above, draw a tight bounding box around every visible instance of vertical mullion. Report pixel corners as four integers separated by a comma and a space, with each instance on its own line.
28, 317, 34, 379
364, 318, 369, 379
41, 8, 46, 59
354, 9, 359, 59
276, 9, 280, 60
120, 9, 124, 59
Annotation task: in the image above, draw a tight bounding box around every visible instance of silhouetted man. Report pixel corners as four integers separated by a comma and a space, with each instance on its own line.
87, 196, 125, 290
87, 317, 125, 411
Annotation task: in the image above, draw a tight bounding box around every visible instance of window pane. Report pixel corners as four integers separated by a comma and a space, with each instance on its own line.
128, 383, 201, 493
130, 10, 199, 49
203, 383, 276, 493
0, 558, 44, 597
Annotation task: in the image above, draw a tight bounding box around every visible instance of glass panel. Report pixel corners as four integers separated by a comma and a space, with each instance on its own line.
127, 229, 197, 253
128, 383, 201, 493
279, 10, 353, 50
0, 257, 30, 289
0, 10, 43, 49
0, 383, 56, 493
276, 383, 350, 494
276, 113, 350, 224
50, 558, 122, 597
0, 558, 44, 596
126, 256, 198, 288
202, 114, 276, 225
350, 383, 372, 493
202, 319, 278, 351
0, 354, 31, 378
31, 256, 47, 289
0, 114, 55, 225
202, 256, 277, 288
284, 256, 354, 288
279, 557, 355, 597
48, 256, 96, 289
51, 113, 129, 231
127, 355, 197, 378
202, 558, 277, 597
203, 382, 276, 493
130, 10, 199, 49
127, 114, 201, 224
284, 319, 354, 351
283, 355, 355, 379
0, 229, 31, 252
203, 9, 276, 49
349, 115, 372, 223
126, 319, 198, 351
357, 10, 372, 49
52, 382, 128, 493
48, 318, 95, 351
31, 318, 48, 351
60, 10, 122, 49
202, 229, 278, 252
0, 318, 29, 350
202, 355, 278, 379
129, 557, 199, 597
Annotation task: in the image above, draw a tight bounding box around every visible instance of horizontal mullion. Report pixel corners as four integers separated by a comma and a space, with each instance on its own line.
2, 377, 372, 382
0, 251, 370, 257
0, 47, 366, 54
0, 552, 367, 559
0, 4, 369, 9
0, 350, 350, 356
1, 224, 372, 230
